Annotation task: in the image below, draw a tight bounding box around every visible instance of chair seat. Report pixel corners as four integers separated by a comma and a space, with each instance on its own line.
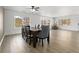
37, 36, 48, 39
37, 34, 48, 38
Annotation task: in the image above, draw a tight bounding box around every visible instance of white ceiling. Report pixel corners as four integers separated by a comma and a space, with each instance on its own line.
3, 6, 79, 17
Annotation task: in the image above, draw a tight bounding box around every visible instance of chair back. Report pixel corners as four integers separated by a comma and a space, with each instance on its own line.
38, 25, 49, 38
25, 25, 30, 36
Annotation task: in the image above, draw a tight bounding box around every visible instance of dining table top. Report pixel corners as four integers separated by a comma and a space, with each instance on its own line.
30, 27, 42, 31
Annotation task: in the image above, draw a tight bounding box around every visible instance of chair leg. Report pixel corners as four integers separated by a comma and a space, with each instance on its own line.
36, 38, 38, 43
26, 37, 28, 42
42, 39, 43, 47
38, 39, 40, 45
39, 38, 40, 43
29, 36, 32, 45
29, 39, 31, 45
47, 36, 49, 44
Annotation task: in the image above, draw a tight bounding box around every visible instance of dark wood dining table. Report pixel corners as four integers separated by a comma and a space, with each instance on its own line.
30, 27, 41, 48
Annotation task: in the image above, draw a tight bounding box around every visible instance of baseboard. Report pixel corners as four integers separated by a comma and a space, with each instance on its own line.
0, 34, 5, 47
59, 28, 79, 32
5, 33, 21, 36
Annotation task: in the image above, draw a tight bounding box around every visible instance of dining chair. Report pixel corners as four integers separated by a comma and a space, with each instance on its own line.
37, 25, 50, 47
25, 25, 31, 42
22, 26, 26, 40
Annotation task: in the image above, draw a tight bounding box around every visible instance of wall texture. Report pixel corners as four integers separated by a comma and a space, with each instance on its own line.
4, 9, 41, 35
0, 7, 3, 41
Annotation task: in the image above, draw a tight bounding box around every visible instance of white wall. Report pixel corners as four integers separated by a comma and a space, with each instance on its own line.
4, 7, 79, 35
0, 7, 3, 41
4, 9, 41, 35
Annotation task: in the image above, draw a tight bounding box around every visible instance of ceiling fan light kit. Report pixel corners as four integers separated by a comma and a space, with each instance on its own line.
32, 8, 35, 12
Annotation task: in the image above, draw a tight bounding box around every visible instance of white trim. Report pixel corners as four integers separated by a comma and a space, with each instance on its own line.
0, 34, 5, 47
5, 33, 21, 36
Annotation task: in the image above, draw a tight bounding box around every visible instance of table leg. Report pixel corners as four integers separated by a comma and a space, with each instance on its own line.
33, 34, 38, 48
33, 37, 37, 48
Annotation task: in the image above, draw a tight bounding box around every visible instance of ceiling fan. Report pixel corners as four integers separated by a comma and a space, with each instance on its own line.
25, 6, 40, 12
31, 6, 39, 11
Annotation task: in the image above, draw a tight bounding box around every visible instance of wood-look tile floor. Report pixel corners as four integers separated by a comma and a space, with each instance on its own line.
1, 30, 79, 53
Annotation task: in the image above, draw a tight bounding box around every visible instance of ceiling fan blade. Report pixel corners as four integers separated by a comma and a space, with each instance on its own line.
36, 7, 39, 9
35, 7, 39, 11
35, 9, 39, 11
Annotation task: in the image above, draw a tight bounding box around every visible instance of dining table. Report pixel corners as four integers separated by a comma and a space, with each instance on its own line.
30, 27, 41, 48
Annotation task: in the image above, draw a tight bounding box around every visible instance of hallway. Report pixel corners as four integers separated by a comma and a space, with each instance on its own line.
1, 30, 79, 53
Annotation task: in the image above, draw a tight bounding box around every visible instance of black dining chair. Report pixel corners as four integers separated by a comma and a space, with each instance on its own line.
22, 26, 26, 40
25, 25, 31, 42
37, 25, 50, 47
